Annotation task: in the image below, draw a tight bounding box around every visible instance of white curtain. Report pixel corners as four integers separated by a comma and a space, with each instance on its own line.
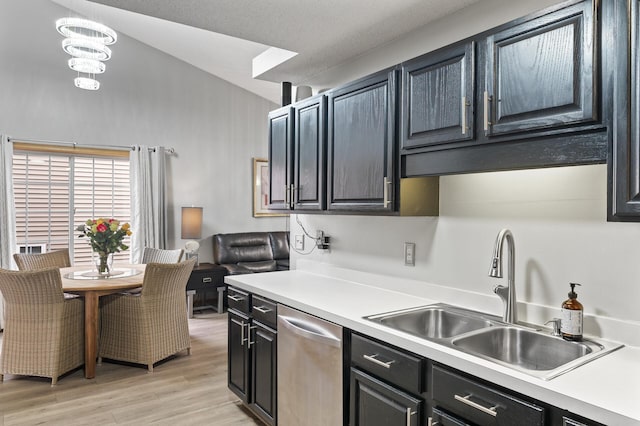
130, 146, 168, 263
0, 135, 17, 329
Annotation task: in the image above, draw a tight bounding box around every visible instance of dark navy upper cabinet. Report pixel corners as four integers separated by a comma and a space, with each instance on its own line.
482, 1, 597, 137
293, 95, 326, 211
327, 68, 398, 212
401, 41, 475, 149
267, 106, 294, 210
609, 0, 640, 220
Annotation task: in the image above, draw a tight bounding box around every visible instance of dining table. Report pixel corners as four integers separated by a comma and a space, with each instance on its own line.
60, 264, 146, 379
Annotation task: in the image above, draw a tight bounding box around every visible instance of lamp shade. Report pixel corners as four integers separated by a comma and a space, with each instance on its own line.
181, 207, 203, 239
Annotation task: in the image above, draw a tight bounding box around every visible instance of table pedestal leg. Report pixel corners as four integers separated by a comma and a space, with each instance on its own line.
84, 292, 99, 379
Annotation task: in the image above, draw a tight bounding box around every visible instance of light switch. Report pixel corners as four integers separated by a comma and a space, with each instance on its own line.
404, 242, 415, 266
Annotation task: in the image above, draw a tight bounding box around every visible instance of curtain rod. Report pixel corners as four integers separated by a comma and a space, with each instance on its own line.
7, 137, 176, 154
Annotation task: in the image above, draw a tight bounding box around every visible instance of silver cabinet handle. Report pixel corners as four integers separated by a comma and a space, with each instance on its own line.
285, 185, 290, 205
483, 90, 492, 132
247, 325, 257, 348
461, 95, 468, 135
253, 305, 272, 314
291, 185, 297, 206
231, 318, 247, 346
202, 277, 212, 283
383, 177, 392, 208
454, 393, 498, 417
228, 294, 244, 302
363, 353, 395, 369
406, 407, 416, 426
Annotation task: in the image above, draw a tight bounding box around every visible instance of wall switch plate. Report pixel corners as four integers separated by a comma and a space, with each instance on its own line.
316, 230, 330, 250
294, 234, 304, 250
404, 242, 415, 266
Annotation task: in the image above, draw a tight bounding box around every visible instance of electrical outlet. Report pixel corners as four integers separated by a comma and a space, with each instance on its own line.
294, 234, 304, 250
404, 242, 415, 266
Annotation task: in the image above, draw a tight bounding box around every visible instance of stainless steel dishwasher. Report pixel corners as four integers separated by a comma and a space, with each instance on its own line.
277, 304, 343, 426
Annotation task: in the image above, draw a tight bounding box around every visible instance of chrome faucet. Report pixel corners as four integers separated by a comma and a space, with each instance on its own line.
488, 229, 517, 324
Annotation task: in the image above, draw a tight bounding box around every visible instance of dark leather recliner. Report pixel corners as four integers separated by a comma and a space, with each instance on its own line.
213, 232, 289, 275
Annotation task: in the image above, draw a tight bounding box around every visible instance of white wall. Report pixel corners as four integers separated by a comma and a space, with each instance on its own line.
290, 0, 640, 344
0, 0, 284, 263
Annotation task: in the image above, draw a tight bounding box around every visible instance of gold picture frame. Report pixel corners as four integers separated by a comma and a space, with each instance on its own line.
253, 158, 288, 217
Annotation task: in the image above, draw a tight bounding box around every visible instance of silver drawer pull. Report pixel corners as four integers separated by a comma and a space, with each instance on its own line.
454, 394, 498, 417
228, 295, 245, 302
406, 407, 416, 426
253, 305, 272, 314
363, 353, 395, 369
202, 277, 212, 283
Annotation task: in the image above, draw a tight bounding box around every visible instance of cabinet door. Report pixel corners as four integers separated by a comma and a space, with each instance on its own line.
401, 41, 475, 149
293, 95, 326, 210
228, 310, 250, 402
268, 106, 294, 210
350, 368, 422, 426
250, 322, 277, 426
483, 1, 596, 137
328, 68, 397, 211
610, 0, 640, 220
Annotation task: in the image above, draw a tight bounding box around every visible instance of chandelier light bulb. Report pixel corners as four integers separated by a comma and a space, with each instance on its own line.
56, 17, 117, 45
74, 76, 100, 91
68, 58, 106, 74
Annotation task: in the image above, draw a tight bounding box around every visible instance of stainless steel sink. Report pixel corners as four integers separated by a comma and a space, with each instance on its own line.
365, 303, 623, 380
366, 304, 495, 339
452, 326, 594, 371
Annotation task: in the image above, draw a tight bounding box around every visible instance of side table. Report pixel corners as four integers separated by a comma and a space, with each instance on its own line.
186, 262, 228, 317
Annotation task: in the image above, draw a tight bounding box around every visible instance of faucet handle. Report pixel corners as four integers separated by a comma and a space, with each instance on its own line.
545, 318, 562, 336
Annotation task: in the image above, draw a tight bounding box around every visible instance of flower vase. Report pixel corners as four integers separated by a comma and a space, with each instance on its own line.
94, 252, 113, 276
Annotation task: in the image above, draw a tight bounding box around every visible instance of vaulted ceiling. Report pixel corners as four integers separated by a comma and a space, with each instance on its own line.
52, 0, 482, 103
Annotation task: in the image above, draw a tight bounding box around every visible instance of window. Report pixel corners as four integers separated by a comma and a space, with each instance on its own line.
13, 146, 131, 266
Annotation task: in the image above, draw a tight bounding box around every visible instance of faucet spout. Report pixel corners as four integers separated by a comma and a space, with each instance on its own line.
489, 229, 516, 324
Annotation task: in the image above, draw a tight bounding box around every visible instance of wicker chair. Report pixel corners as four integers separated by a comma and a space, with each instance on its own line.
141, 247, 184, 264
13, 248, 72, 270
98, 258, 196, 371
0, 267, 84, 385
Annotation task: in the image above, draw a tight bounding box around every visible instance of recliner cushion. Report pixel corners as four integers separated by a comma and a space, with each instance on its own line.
238, 260, 277, 273
269, 231, 290, 261
213, 233, 274, 265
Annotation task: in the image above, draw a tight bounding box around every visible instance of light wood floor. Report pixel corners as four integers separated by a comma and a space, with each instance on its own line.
0, 311, 262, 426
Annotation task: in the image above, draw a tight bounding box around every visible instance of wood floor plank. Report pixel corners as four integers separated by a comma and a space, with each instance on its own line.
0, 312, 262, 425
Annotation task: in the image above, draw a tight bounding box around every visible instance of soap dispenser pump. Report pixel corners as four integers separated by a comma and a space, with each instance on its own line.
561, 282, 583, 341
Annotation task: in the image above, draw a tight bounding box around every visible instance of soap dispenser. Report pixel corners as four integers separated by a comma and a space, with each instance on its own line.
561, 282, 583, 341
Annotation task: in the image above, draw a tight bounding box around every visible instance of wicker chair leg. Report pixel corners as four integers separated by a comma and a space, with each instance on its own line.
148, 364, 153, 372
97, 357, 102, 365
51, 376, 58, 386
0, 374, 3, 382
187, 348, 191, 356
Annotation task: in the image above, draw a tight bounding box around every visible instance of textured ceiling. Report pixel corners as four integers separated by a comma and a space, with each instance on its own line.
53, 0, 482, 103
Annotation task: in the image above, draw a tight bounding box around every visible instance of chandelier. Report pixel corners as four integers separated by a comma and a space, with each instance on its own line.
56, 17, 117, 91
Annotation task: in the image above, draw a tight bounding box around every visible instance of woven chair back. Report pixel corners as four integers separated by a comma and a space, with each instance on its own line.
141, 258, 196, 298
13, 249, 71, 271
0, 267, 66, 305
141, 247, 184, 264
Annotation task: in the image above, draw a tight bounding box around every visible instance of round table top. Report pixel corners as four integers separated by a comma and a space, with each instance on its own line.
61, 264, 146, 292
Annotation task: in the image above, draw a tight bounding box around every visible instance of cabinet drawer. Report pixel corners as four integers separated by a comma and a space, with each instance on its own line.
432, 365, 545, 426
432, 407, 471, 426
227, 287, 251, 314
351, 333, 425, 395
251, 295, 277, 329
187, 270, 225, 291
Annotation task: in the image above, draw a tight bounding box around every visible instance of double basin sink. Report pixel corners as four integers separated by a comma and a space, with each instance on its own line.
365, 303, 622, 380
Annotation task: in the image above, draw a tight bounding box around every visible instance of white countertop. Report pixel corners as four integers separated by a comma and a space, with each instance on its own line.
226, 268, 640, 425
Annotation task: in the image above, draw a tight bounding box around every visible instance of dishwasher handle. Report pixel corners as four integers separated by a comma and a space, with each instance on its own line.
278, 315, 341, 348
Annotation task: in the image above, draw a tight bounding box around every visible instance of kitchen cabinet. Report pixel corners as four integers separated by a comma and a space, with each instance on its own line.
327, 68, 398, 212
349, 333, 426, 426
482, 0, 596, 138
401, 41, 475, 149
293, 95, 326, 211
402, 0, 608, 177
610, 0, 640, 220
267, 106, 294, 210
227, 288, 277, 425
